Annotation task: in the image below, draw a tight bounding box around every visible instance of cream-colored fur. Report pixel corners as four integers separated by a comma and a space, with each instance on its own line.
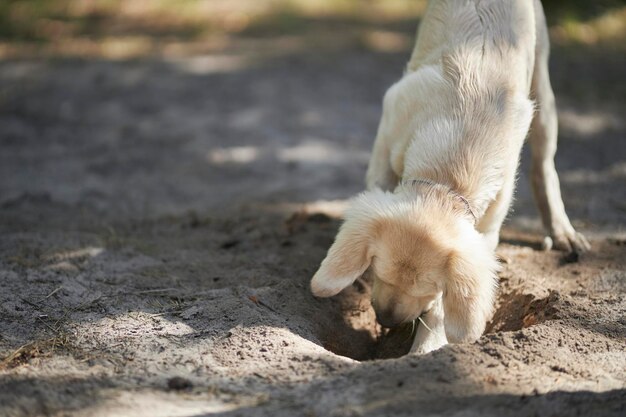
311, 0, 589, 354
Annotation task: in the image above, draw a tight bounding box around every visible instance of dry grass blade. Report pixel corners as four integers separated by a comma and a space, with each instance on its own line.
417, 316, 433, 333
0, 334, 72, 370
36, 286, 62, 303
0, 342, 35, 369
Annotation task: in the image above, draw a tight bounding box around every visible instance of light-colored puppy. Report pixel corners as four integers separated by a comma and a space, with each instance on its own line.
311, 0, 590, 354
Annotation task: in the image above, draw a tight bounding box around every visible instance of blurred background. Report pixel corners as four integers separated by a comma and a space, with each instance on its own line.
1, 0, 625, 230
1, 0, 625, 58
0, 0, 626, 59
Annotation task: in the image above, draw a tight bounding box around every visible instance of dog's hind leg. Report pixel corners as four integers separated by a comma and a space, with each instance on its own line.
528, 3, 590, 253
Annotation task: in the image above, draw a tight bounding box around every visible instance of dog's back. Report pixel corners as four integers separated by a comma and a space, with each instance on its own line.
373, 0, 539, 214
408, 0, 536, 94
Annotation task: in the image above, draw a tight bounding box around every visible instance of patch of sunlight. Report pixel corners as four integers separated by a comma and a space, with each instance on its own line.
9, 36, 156, 60
277, 139, 370, 164
550, 6, 626, 46
167, 54, 250, 74
304, 199, 351, 218
362, 30, 412, 52
284, 0, 426, 21
208, 146, 260, 164
75, 311, 197, 339
44, 246, 104, 262
259, 199, 350, 218
278, 142, 336, 163
0, 0, 427, 59
208, 140, 369, 166
91, 390, 266, 417
99, 36, 154, 59
213, 324, 357, 383
561, 162, 626, 185
558, 109, 623, 137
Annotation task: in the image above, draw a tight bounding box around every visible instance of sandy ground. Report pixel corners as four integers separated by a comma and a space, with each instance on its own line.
0, 33, 625, 416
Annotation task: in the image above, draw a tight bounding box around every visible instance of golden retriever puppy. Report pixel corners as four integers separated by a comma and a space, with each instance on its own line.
311, 0, 589, 354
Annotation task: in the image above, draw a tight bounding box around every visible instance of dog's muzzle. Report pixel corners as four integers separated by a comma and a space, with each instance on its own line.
375, 307, 407, 328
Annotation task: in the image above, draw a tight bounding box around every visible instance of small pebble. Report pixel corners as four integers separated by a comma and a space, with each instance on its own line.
167, 376, 193, 391
560, 251, 580, 264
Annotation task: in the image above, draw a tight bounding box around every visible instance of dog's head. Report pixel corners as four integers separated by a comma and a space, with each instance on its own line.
310, 188, 498, 343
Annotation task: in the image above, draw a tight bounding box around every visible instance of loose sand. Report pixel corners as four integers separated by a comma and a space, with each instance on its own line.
1, 38, 624, 416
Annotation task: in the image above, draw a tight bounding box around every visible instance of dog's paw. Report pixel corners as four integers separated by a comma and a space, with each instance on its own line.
542, 229, 590, 253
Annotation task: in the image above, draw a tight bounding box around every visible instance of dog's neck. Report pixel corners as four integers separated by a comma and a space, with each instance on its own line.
394, 55, 535, 225
400, 178, 478, 225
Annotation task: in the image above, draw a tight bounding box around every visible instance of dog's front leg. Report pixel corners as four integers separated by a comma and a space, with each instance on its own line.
366, 89, 400, 191
477, 173, 516, 252
529, 15, 590, 253
366, 139, 398, 191
410, 296, 448, 354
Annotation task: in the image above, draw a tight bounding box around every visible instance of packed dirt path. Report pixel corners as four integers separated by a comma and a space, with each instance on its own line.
1, 37, 625, 416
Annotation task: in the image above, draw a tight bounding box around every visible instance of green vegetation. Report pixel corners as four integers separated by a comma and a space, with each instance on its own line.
0, 0, 623, 58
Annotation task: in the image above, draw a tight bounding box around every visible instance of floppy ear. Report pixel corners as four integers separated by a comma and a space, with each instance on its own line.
310, 210, 376, 298
442, 242, 499, 343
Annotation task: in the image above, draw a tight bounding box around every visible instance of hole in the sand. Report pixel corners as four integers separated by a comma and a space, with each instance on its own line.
314, 280, 560, 361
290, 210, 415, 361
314, 276, 414, 361
486, 290, 559, 333
303, 212, 559, 361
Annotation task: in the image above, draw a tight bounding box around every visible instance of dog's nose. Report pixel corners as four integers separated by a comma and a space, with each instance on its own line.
375, 308, 403, 328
